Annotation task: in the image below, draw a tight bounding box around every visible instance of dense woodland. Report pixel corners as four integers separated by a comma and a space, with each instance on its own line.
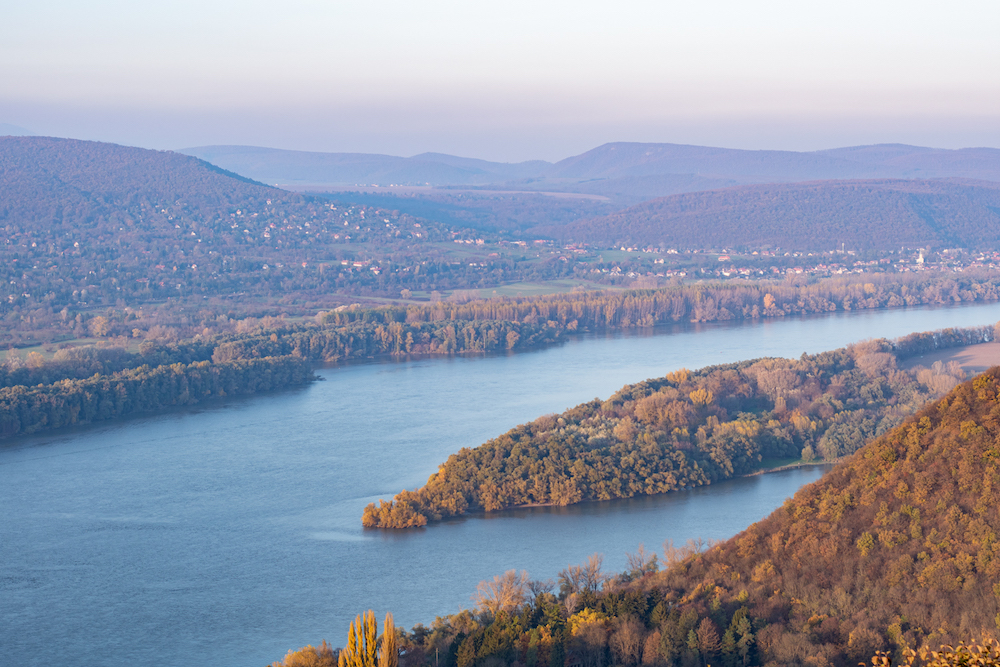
362, 325, 989, 528
283, 370, 1000, 667
0, 353, 313, 438
547, 179, 1000, 251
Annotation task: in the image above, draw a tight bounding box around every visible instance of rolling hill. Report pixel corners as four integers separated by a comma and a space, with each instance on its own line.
178, 145, 551, 187
180, 142, 1000, 203
548, 142, 1000, 183
0, 135, 281, 230
540, 178, 1000, 251
0, 136, 458, 323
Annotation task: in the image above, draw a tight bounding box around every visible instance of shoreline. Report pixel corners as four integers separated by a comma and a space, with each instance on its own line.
470, 461, 839, 515
746, 459, 839, 477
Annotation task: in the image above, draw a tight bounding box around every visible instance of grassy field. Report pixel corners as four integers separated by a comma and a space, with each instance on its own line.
1, 337, 143, 360
475, 279, 621, 298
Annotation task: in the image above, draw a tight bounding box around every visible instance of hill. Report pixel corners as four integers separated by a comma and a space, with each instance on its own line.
182, 142, 1000, 203
647, 366, 1000, 664
0, 136, 475, 334
540, 178, 1000, 251
178, 145, 552, 187
520, 142, 1000, 201
0, 135, 281, 228
547, 142, 1000, 184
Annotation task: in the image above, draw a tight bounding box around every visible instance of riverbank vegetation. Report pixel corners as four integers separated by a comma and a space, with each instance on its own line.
290, 372, 1000, 666
362, 325, 992, 528
324, 272, 1000, 330
5, 271, 999, 440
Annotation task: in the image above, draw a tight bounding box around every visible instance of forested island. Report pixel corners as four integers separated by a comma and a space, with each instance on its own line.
362, 325, 990, 528
282, 368, 1000, 667
6, 272, 1000, 440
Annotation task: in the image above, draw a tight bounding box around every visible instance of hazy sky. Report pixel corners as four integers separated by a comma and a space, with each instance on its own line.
2, 0, 998, 161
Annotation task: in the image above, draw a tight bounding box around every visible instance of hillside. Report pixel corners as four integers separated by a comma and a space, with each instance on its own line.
548, 142, 1000, 183
649, 367, 1000, 664
541, 178, 1000, 251
0, 135, 283, 227
0, 136, 481, 328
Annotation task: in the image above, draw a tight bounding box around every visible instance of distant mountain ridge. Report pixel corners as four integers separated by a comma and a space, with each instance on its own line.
178, 145, 552, 187
180, 142, 1000, 201
540, 178, 1000, 251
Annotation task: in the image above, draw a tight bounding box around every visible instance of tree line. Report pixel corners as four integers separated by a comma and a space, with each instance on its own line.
326, 272, 1000, 330
0, 355, 313, 438
0, 314, 568, 438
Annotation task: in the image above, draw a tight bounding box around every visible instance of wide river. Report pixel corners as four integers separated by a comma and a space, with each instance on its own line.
3, 302, 998, 667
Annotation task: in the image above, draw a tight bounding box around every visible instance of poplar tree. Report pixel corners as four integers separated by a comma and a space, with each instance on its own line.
338, 611, 384, 667
379, 613, 397, 667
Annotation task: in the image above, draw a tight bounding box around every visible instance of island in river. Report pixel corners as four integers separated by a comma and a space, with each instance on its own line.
363, 324, 994, 527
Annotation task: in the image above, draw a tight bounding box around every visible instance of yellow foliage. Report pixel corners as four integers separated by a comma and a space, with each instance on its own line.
568, 607, 607, 635
666, 368, 690, 384
274, 640, 336, 667
689, 388, 714, 407
869, 639, 1000, 666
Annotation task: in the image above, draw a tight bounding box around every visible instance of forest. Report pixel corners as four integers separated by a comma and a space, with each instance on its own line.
0, 354, 313, 438
281, 368, 1000, 667
362, 325, 989, 528
0, 314, 569, 439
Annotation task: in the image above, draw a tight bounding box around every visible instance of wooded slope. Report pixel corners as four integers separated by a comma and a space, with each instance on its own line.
653, 366, 1000, 664
543, 178, 1000, 250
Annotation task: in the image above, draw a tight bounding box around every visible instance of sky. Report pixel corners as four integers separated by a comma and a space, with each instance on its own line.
2, 0, 999, 162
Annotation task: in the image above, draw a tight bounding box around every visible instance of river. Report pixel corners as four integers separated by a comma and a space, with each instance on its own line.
1, 301, 997, 667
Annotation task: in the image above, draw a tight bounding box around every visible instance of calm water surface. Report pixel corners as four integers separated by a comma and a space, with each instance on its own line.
2, 302, 997, 667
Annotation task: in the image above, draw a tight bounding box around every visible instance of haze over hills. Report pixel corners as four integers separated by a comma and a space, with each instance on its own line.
541, 178, 1000, 251
178, 145, 551, 188
0, 123, 34, 137
181, 141, 1000, 202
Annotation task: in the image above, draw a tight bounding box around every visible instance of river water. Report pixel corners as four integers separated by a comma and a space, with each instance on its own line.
2, 302, 997, 667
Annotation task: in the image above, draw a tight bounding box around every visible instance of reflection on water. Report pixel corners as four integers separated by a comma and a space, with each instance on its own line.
3, 301, 1000, 667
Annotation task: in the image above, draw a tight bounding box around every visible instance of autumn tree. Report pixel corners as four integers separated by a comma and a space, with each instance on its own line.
339, 611, 378, 667
473, 569, 530, 615
558, 554, 606, 598
379, 613, 397, 667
